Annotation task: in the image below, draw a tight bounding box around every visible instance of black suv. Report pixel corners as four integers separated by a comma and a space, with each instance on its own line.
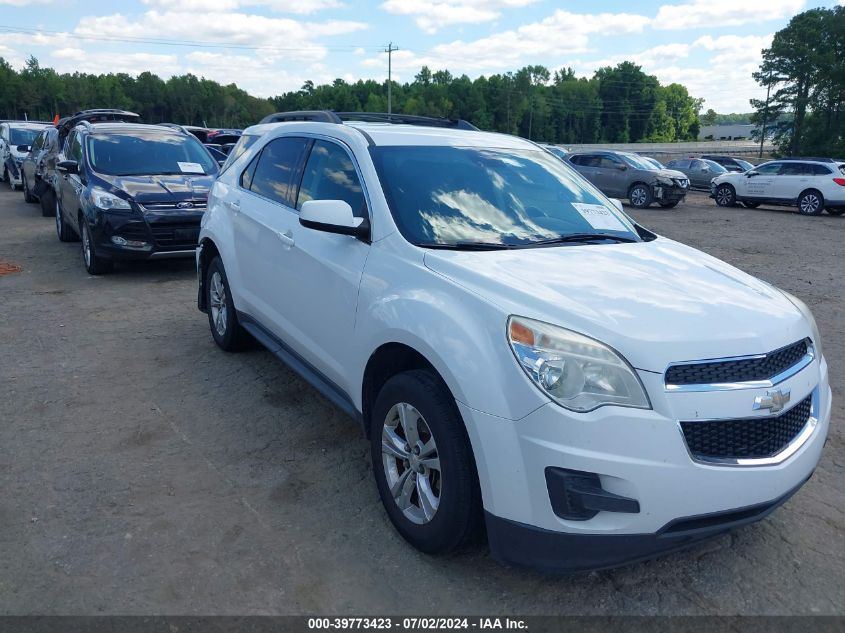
700, 155, 755, 173
36, 109, 141, 216
54, 121, 219, 274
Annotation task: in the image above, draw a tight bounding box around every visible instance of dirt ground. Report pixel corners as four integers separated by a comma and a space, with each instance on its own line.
0, 187, 842, 616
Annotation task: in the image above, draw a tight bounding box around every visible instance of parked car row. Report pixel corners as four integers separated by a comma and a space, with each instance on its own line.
4, 109, 832, 574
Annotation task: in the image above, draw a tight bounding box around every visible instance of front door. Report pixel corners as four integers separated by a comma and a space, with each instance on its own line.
738, 162, 781, 199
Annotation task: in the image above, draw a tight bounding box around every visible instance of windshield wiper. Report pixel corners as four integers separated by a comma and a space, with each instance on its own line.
525, 233, 638, 246
413, 241, 517, 251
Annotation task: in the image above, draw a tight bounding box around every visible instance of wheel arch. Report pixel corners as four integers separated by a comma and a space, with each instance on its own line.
197, 237, 221, 312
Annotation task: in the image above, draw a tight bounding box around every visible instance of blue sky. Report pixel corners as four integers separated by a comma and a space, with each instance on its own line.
0, 0, 840, 111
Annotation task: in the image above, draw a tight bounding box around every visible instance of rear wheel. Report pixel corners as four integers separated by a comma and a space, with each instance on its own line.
206, 256, 248, 351
628, 183, 652, 209
825, 207, 844, 216
714, 184, 736, 207
80, 218, 113, 275
371, 370, 482, 555
798, 190, 824, 216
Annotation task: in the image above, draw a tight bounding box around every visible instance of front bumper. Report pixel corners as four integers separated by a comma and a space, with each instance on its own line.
461, 357, 830, 572
653, 182, 687, 202
91, 208, 203, 261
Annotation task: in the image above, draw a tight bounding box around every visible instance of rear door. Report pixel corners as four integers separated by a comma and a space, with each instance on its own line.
231, 135, 311, 326
771, 162, 812, 202
58, 131, 85, 227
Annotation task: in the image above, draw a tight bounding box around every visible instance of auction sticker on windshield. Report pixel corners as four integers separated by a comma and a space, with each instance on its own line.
571, 203, 628, 231
177, 162, 205, 174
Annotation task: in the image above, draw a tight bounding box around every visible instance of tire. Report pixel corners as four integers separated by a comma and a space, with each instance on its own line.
371, 369, 482, 555
743, 201, 760, 209
628, 183, 652, 209
714, 184, 736, 207
205, 256, 248, 351
825, 207, 844, 216
659, 200, 680, 209
22, 174, 36, 204
0, 165, 5, 182
55, 197, 76, 242
80, 217, 113, 275
798, 189, 824, 216
40, 188, 55, 218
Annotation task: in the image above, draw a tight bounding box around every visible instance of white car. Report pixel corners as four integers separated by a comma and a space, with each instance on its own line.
196, 112, 831, 572
711, 158, 845, 216
0, 121, 50, 190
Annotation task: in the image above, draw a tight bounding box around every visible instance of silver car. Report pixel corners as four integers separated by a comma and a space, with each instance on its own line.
567, 150, 689, 208
665, 158, 728, 190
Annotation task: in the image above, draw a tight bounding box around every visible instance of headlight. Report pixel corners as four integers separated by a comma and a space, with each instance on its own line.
90, 187, 131, 211
780, 290, 823, 360
656, 176, 673, 186
508, 316, 650, 412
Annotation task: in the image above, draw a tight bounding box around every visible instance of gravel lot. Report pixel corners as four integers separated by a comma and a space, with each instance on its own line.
0, 187, 842, 616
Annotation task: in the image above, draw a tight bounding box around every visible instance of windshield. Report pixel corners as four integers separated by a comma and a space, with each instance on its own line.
703, 159, 728, 173
736, 159, 754, 171
620, 153, 659, 170
10, 128, 40, 146
86, 132, 218, 177
369, 146, 640, 247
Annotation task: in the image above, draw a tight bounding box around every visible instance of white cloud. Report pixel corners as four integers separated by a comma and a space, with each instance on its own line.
51, 48, 181, 76
654, 0, 805, 29
380, 0, 537, 33
363, 9, 650, 73
141, 0, 342, 12
0, 0, 52, 5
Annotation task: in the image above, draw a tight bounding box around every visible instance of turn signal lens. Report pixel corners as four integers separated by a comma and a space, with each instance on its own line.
509, 320, 535, 346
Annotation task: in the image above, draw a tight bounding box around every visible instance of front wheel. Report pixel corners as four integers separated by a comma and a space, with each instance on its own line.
628, 184, 653, 209
798, 190, 824, 216
206, 256, 248, 351
371, 370, 482, 555
80, 219, 113, 275
714, 184, 736, 207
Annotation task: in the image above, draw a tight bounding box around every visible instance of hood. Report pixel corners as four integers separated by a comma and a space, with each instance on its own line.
423, 238, 808, 373
656, 169, 688, 181
97, 173, 215, 205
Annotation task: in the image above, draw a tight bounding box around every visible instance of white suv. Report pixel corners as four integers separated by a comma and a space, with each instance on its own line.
711, 158, 845, 215
196, 112, 831, 572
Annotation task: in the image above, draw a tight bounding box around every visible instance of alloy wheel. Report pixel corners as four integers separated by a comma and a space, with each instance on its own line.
381, 402, 441, 525
209, 271, 228, 337
800, 193, 821, 215
631, 186, 648, 207
82, 224, 92, 268
716, 186, 733, 206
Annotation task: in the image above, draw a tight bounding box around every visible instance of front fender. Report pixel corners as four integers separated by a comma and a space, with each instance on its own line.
352, 241, 548, 421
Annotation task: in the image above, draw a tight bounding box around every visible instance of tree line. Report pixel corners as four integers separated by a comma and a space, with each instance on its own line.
752, 5, 845, 156
0, 56, 703, 144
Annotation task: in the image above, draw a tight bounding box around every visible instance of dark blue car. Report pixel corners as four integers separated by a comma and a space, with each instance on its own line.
53, 122, 219, 274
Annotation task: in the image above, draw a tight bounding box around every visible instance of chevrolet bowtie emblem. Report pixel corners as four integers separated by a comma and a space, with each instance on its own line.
753, 389, 791, 414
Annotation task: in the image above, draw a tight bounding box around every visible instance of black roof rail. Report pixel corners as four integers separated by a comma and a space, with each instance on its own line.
258, 110, 479, 131
336, 112, 479, 130
259, 111, 342, 124
781, 156, 835, 162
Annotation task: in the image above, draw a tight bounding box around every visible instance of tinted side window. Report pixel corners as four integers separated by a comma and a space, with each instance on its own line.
811, 164, 832, 175
671, 159, 691, 169
240, 154, 259, 190
779, 163, 810, 176
297, 139, 366, 217
599, 155, 620, 169
220, 134, 260, 174
250, 136, 310, 207
755, 162, 781, 175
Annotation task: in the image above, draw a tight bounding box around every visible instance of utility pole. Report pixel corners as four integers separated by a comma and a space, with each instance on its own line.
385, 42, 399, 117
759, 71, 772, 159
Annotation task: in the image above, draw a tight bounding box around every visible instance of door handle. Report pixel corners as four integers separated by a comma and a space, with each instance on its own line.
276, 230, 295, 247
229, 199, 240, 214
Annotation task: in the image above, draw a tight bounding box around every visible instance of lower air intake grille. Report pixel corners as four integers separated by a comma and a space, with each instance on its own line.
680, 394, 812, 461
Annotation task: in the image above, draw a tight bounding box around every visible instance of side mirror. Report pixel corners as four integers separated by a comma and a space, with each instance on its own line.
16, 144, 31, 153
746, 170, 759, 177
57, 160, 78, 175
609, 198, 625, 213
299, 199, 369, 239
